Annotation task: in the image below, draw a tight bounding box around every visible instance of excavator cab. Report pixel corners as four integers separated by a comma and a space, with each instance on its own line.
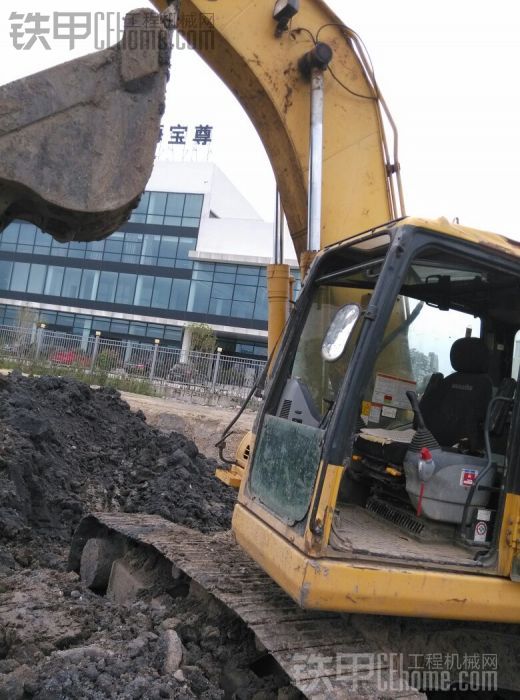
234, 217, 520, 621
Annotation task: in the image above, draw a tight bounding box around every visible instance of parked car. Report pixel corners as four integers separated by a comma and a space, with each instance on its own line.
168, 362, 204, 385
49, 350, 90, 368
123, 360, 150, 375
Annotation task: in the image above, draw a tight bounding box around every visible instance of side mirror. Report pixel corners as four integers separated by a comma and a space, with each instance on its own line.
321, 304, 360, 362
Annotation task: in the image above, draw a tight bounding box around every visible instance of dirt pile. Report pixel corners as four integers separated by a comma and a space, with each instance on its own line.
0, 372, 235, 567
0, 373, 300, 699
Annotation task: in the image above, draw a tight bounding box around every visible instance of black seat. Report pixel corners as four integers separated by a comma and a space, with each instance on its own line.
419, 337, 493, 451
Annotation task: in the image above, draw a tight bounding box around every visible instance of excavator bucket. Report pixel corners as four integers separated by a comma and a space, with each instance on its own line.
0, 7, 175, 242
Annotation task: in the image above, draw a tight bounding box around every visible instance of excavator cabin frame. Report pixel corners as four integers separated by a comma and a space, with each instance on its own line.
234, 216, 520, 623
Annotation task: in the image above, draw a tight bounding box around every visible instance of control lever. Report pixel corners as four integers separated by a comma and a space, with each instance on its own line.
406, 390, 426, 431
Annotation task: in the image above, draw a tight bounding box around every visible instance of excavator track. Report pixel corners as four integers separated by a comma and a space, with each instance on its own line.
70, 513, 424, 699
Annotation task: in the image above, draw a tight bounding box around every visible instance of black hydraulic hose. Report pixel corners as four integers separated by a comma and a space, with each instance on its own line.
215, 338, 281, 465
216, 377, 263, 465
460, 395, 514, 538
215, 293, 301, 464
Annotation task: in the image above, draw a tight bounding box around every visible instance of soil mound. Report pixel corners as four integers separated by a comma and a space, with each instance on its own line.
0, 374, 302, 699
0, 372, 235, 560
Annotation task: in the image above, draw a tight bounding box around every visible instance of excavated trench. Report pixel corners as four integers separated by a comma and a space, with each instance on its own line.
0, 372, 299, 699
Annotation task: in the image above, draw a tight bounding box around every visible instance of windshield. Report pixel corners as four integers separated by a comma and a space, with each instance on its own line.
289, 285, 366, 418
361, 297, 480, 428
282, 249, 513, 427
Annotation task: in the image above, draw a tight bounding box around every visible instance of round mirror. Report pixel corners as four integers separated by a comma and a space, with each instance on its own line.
321, 303, 360, 362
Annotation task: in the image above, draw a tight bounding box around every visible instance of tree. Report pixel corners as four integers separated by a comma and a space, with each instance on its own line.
410, 347, 438, 394
16, 305, 38, 328
188, 323, 216, 353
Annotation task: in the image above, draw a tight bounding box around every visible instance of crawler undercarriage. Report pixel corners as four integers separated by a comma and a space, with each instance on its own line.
70, 513, 520, 699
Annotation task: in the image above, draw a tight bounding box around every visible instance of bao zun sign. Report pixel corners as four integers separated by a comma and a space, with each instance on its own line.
159, 124, 213, 146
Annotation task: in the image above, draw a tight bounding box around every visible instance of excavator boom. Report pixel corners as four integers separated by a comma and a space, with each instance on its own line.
153, 0, 403, 257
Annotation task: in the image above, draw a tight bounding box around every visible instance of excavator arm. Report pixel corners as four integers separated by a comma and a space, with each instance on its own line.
0, 1, 402, 255
153, 0, 403, 257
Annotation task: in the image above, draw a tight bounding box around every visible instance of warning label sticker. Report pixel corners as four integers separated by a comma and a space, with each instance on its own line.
372, 373, 417, 410
460, 468, 478, 487
369, 404, 382, 424
474, 520, 488, 543
381, 406, 397, 418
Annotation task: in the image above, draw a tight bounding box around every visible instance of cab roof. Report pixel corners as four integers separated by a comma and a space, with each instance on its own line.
393, 216, 520, 261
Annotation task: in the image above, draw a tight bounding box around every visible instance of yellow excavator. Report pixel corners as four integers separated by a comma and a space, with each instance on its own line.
2, 1, 520, 697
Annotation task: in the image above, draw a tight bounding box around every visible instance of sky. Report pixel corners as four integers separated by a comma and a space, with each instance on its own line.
1, 0, 519, 239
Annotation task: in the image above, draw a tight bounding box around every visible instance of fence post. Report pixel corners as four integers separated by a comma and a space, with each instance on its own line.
35, 323, 46, 360
149, 338, 160, 380
211, 346, 222, 392
180, 326, 192, 363
91, 331, 101, 371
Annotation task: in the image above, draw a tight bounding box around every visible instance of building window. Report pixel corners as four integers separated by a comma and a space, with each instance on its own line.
169, 278, 190, 311
233, 285, 256, 302
209, 297, 231, 315
148, 192, 167, 219
129, 321, 146, 336
0, 252, 283, 327
165, 193, 184, 217
122, 233, 142, 264
129, 190, 203, 227
141, 234, 161, 265
44, 266, 65, 296
104, 233, 124, 262
51, 239, 68, 257
0, 260, 13, 289
145, 323, 162, 338
231, 300, 254, 317
151, 277, 172, 309
97, 271, 118, 303
19, 223, 36, 249
68, 241, 87, 259
187, 280, 211, 314
183, 194, 203, 218
115, 273, 137, 305
62, 268, 82, 298
79, 269, 99, 301
10, 262, 31, 292
85, 240, 104, 261
158, 236, 178, 266
212, 282, 233, 300
34, 229, 52, 255
254, 286, 268, 320
110, 319, 129, 334
27, 264, 47, 294
0, 217, 197, 269
176, 238, 195, 269
0, 223, 19, 252
134, 275, 154, 307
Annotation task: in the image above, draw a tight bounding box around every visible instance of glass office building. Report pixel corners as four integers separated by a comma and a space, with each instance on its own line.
0, 163, 299, 358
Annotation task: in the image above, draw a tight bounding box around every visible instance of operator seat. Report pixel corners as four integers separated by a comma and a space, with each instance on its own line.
419, 337, 493, 451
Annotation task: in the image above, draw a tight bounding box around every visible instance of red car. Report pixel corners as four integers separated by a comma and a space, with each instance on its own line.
50, 350, 90, 368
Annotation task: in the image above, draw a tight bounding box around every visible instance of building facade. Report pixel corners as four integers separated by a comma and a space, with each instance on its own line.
0, 162, 298, 359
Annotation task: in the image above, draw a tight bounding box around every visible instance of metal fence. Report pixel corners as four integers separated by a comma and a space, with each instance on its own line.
0, 323, 267, 403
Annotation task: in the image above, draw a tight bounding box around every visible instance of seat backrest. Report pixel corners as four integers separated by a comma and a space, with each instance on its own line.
419, 338, 493, 450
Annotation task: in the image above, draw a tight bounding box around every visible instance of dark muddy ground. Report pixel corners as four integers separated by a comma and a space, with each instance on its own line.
0, 372, 296, 699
